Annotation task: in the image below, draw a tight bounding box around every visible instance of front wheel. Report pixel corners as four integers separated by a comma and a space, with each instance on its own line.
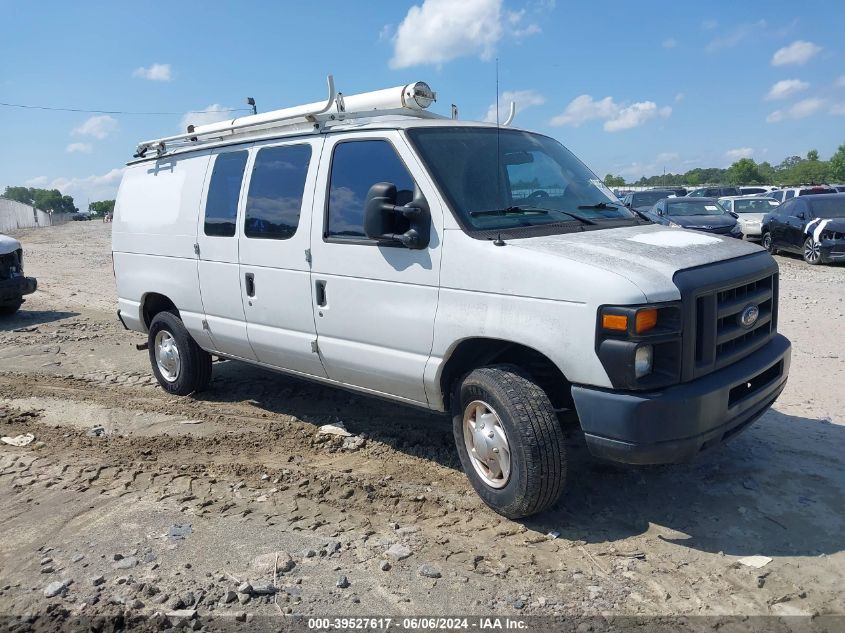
803, 236, 823, 265
0, 300, 22, 316
452, 365, 567, 519
761, 232, 777, 255
148, 311, 212, 395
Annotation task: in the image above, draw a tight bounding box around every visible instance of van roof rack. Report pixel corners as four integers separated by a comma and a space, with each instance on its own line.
134, 76, 481, 159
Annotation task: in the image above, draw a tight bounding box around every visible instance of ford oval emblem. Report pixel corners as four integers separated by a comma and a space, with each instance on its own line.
739, 304, 760, 328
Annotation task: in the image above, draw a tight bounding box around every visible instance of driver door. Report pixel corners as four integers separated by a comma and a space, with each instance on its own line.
308, 131, 443, 406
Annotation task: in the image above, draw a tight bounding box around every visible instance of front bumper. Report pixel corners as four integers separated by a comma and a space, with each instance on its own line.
0, 276, 37, 305
572, 334, 790, 464
820, 240, 845, 262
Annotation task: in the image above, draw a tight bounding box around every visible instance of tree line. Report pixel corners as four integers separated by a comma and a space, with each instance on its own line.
605, 142, 845, 188
3, 186, 115, 217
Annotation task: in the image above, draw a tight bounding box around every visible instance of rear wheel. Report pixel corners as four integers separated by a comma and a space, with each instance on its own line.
761, 232, 777, 255
452, 364, 567, 519
803, 236, 823, 265
148, 311, 212, 395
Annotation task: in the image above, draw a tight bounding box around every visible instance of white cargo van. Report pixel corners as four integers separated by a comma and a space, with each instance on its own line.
113, 78, 791, 518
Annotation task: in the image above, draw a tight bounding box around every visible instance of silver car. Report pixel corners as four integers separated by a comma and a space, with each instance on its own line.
718, 196, 781, 240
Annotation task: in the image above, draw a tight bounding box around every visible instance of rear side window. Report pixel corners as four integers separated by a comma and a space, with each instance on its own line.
245, 144, 312, 240
204, 151, 248, 237
785, 190, 795, 200
326, 140, 415, 239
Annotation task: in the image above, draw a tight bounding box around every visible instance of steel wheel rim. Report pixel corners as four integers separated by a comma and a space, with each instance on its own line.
462, 400, 511, 489
762, 234, 771, 251
154, 330, 181, 382
804, 239, 821, 263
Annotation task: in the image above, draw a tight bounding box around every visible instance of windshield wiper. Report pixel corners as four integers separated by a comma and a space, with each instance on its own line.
469, 206, 550, 217
555, 210, 598, 225
577, 201, 622, 210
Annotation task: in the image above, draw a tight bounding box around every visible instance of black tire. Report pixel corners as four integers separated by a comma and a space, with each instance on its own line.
0, 301, 22, 316
452, 364, 567, 519
147, 311, 212, 396
803, 236, 823, 265
761, 232, 777, 255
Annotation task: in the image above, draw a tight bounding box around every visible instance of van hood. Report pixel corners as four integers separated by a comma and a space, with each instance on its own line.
509, 224, 763, 302
0, 234, 21, 256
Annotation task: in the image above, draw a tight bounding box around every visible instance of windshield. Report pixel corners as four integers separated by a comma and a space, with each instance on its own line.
810, 198, 845, 218
406, 127, 636, 232
734, 199, 780, 213
666, 200, 728, 216
632, 191, 672, 207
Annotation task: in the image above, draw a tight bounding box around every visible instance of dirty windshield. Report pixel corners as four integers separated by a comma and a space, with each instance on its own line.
407, 127, 637, 233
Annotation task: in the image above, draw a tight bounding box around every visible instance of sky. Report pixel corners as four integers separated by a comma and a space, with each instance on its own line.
1, 0, 844, 207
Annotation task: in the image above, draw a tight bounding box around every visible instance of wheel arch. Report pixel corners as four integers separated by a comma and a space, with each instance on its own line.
437, 337, 573, 413
141, 292, 180, 329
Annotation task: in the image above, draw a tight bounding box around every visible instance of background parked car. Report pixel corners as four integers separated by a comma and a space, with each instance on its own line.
739, 186, 779, 195
761, 193, 845, 265
652, 186, 687, 197
687, 186, 741, 197
622, 189, 675, 212
71, 213, 91, 221
640, 197, 743, 238
831, 184, 845, 193
718, 196, 780, 241
766, 186, 837, 203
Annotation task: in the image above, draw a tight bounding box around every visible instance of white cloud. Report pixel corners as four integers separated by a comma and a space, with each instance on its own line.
483, 89, 545, 123
705, 20, 766, 52
179, 105, 235, 131
702, 19, 718, 30
766, 97, 826, 123
835, 75, 845, 88
830, 102, 845, 116
389, 0, 539, 68
655, 152, 679, 163
674, 92, 685, 103
725, 147, 754, 160
31, 168, 125, 204
771, 40, 821, 66
662, 38, 677, 49
550, 95, 671, 132
132, 63, 172, 81
765, 79, 809, 100
72, 115, 117, 140
66, 142, 92, 154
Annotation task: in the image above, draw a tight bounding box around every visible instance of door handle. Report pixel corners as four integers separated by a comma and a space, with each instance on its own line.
245, 273, 255, 297
315, 280, 327, 307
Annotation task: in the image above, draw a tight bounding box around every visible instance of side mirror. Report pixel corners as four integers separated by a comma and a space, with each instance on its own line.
729, 211, 739, 219
364, 182, 430, 249
657, 209, 664, 216
797, 212, 805, 220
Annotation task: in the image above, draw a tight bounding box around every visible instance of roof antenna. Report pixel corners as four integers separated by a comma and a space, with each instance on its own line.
495, 57, 502, 218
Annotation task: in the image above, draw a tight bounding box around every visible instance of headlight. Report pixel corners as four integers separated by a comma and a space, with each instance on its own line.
596, 304, 682, 390
635, 345, 653, 378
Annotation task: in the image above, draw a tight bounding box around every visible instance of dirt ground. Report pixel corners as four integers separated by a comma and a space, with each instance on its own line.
1, 220, 843, 629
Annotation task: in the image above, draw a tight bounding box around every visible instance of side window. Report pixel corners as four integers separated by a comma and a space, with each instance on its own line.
779, 199, 794, 216
793, 200, 808, 217
784, 190, 795, 200
327, 140, 415, 240
204, 151, 248, 237
244, 144, 311, 240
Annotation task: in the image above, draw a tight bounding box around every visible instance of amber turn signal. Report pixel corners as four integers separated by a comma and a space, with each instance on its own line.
635, 308, 658, 333
602, 314, 628, 331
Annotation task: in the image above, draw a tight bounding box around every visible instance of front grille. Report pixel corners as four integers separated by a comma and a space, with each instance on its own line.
688, 224, 732, 235
674, 254, 779, 382
0, 250, 20, 281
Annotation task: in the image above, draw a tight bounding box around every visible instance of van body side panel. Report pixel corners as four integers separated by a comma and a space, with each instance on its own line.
112, 155, 214, 349
309, 131, 444, 405
195, 147, 257, 361
424, 228, 648, 408
238, 138, 327, 378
